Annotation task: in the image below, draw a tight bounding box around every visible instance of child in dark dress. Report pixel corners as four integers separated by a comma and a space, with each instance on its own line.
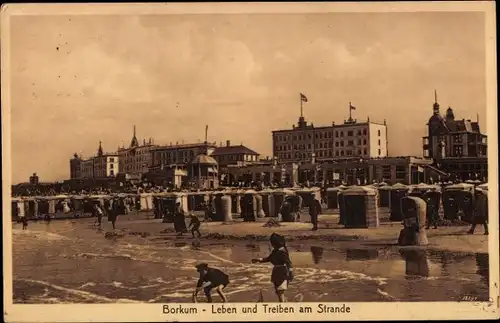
193, 263, 229, 303
188, 214, 202, 238
21, 216, 28, 230
252, 233, 294, 302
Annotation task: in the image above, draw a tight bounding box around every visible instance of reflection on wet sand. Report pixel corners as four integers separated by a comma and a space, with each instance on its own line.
12, 220, 490, 303
345, 248, 380, 261
310, 246, 324, 264
400, 249, 430, 278
476, 253, 489, 286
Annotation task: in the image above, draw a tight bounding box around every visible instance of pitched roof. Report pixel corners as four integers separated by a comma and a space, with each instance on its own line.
211, 145, 259, 156
191, 154, 218, 165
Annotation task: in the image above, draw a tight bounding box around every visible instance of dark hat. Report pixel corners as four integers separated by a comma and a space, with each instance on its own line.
195, 263, 209, 271
270, 232, 286, 247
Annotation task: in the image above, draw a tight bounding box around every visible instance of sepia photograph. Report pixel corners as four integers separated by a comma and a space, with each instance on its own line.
2, 2, 498, 322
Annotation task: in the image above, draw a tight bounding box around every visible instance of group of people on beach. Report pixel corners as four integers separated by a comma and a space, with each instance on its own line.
193, 233, 293, 303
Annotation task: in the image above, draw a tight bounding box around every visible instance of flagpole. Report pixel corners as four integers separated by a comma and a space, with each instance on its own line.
300, 94, 303, 118
349, 102, 352, 121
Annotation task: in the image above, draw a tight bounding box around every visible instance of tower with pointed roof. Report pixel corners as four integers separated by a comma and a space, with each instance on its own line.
97, 141, 103, 157
130, 125, 139, 148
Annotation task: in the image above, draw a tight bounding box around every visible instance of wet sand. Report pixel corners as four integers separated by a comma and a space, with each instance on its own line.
10, 212, 490, 304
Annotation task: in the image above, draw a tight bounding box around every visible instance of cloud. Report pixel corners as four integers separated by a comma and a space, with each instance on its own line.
7, 12, 488, 182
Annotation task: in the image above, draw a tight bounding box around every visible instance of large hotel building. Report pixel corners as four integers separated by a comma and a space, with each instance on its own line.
272, 114, 388, 164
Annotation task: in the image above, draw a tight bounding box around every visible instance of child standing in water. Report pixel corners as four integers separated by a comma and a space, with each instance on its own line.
252, 233, 294, 303
193, 263, 229, 303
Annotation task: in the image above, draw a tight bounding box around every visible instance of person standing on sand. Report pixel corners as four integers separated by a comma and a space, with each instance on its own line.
174, 202, 187, 236
94, 203, 104, 227
21, 216, 28, 230
109, 198, 119, 230
192, 263, 229, 303
425, 191, 439, 230
309, 193, 322, 231
251, 233, 294, 303
468, 190, 489, 235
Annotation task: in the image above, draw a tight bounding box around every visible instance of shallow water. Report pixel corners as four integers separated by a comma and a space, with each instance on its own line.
11, 218, 489, 303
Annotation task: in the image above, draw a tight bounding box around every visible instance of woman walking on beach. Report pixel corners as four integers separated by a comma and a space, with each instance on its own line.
252, 233, 294, 303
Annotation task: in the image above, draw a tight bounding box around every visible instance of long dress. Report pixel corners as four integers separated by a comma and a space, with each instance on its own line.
260, 247, 293, 291
173, 207, 187, 233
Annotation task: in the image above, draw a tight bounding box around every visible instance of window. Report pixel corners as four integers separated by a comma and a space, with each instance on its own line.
110, 164, 114, 169
340, 150, 344, 156
335, 151, 339, 156
340, 141, 344, 147
358, 139, 361, 145
346, 150, 352, 156
378, 149, 381, 156
454, 146, 464, 157
340, 131, 344, 137
308, 144, 311, 149
378, 130, 381, 136
363, 139, 367, 145
110, 170, 114, 176
364, 149, 368, 155
335, 131, 339, 137
348, 140, 354, 146
357, 130, 361, 136
293, 136, 297, 140
363, 129, 367, 135
347, 131, 353, 136
378, 139, 381, 145
335, 142, 339, 147
396, 166, 406, 179
358, 150, 362, 155
382, 166, 391, 178
110, 158, 115, 162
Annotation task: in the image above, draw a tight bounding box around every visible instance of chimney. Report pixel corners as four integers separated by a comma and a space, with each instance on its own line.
226, 140, 230, 147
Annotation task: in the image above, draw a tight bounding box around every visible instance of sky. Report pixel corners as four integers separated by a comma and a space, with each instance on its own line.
8, 11, 488, 183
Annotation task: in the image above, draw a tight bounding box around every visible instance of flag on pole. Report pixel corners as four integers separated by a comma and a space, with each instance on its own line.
349, 102, 356, 110
300, 93, 308, 102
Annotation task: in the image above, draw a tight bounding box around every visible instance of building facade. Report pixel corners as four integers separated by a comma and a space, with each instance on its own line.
29, 173, 40, 185
422, 93, 488, 181
71, 142, 120, 179
150, 142, 217, 168
80, 158, 94, 179
224, 161, 299, 186
93, 142, 119, 178
272, 115, 388, 164
226, 157, 439, 186
69, 153, 82, 179
211, 140, 260, 167
117, 126, 157, 175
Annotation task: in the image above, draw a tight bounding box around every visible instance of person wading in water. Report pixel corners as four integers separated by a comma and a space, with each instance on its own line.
192, 263, 229, 303
252, 233, 294, 303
